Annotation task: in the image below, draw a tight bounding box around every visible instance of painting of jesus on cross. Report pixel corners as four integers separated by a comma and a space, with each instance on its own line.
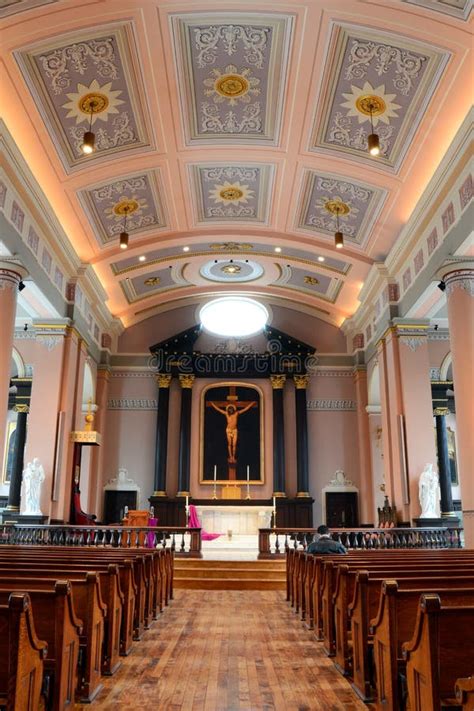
200, 383, 263, 484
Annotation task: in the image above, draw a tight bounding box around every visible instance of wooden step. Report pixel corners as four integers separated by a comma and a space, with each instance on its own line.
173, 558, 286, 590
175, 577, 285, 590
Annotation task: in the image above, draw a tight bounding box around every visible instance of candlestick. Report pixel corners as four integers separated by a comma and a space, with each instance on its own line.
212, 482, 217, 500
213, 464, 217, 481
247, 465, 250, 482
273, 496, 276, 509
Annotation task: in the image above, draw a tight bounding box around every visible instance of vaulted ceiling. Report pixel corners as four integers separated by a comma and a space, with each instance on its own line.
1, 0, 471, 328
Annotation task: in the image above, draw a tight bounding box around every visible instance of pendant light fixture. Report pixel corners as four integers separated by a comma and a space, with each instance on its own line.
367, 102, 380, 157
334, 206, 344, 249
82, 99, 97, 155
119, 209, 130, 250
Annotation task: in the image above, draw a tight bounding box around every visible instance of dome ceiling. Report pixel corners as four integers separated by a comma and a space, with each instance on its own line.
0, 0, 471, 328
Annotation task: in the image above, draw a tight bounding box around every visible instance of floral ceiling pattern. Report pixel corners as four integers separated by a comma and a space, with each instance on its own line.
78, 171, 167, 247
16, 23, 152, 170
171, 12, 294, 144
297, 171, 386, 247
190, 163, 273, 223
402, 0, 471, 19
312, 25, 449, 169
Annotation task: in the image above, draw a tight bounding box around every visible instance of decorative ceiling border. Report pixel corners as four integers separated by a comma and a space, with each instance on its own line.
0, 0, 56, 18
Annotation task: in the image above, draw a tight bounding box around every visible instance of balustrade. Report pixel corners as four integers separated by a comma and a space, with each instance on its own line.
258, 526, 463, 557
0, 523, 202, 557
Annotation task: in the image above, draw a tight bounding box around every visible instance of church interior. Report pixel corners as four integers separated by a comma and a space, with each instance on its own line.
0, 0, 473, 709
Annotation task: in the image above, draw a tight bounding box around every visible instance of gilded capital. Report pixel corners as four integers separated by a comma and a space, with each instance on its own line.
13, 404, 29, 413
156, 373, 172, 389
434, 407, 449, 416
293, 375, 309, 390
270, 375, 286, 390
179, 374, 195, 389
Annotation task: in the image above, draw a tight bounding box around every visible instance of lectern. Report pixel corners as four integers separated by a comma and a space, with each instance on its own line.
69, 400, 101, 524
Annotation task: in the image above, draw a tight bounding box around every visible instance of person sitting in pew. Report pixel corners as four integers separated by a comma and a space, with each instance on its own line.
307, 525, 347, 555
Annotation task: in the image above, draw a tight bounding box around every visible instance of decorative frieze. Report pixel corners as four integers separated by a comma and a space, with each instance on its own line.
107, 399, 158, 410
313, 368, 354, 378
430, 367, 441, 381
110, 370, 155, 378
307, 399, 356, 411
444, 270, 474, 298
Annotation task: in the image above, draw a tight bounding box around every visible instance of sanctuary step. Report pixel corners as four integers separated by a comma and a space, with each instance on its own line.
174, 559, 286, 590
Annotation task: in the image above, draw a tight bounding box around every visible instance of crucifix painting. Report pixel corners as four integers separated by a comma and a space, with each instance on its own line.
201, 384, 263, 484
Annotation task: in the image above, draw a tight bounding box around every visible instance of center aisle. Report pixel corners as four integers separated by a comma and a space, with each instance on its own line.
75, 589, 372, 711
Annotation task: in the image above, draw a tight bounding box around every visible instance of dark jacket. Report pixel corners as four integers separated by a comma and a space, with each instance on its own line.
307, 535, 347, 555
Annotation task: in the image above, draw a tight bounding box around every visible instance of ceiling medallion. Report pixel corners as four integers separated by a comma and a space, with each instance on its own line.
304, 276, 319, 286
221, 264, 242, 275
220, 186, 244, 201
144, 277, 160, 286
113, 199, 140, 216
355, 94, 386, 117
324, 198, 350, 216
209, 242, 253, 251
215, 74, 249, 99
79, 92, 109, 115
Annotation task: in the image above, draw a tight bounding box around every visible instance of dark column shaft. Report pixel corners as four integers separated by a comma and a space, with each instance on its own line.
154, 379, 171, 495
294, 382, 309, 495
271, 382, 286, 495
177, 376, 194, 496
6, 409, 28, 510
435, 413, 454, 514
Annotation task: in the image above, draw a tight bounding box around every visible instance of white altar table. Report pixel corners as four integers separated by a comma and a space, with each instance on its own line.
195, 505, 273, 535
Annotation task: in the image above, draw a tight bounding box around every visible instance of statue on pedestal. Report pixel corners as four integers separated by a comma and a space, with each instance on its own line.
418, 463, 441, 518
22, 458, 45, 515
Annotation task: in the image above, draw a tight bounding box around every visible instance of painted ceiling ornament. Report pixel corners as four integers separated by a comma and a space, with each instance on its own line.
61, 79, 124, 124
340, 82, 401, 126
221, 264, 242, 275
204, 64, 260, 105
209, 242, 254, 251
105, 196, 148, 223
144, 276, 160, 287
304, 276, 319, 286
322, 197, 352, 220
209, 181, 255, 205
193, 25, 270, 70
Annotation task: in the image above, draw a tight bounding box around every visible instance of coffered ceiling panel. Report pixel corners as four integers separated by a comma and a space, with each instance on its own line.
189, 163, 274, 224
170, 12, 294, 145
121, 265, 182, 304
402, 0, 471, 19
78, 171, 167, 247
296, 171, 386, 247
0, 0, 56, 18
15, 23, 153, 170
311, 24, 449, 170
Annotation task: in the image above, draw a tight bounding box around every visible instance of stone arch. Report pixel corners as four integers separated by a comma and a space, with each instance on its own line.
440, 352, 453, 381
368, 362, 381, 407
82, 360, 95, 405
11, 347, 25, 378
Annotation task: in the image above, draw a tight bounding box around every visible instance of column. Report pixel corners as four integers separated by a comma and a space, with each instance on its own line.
153, 373, 172, 496
177, 374, 195, 497
439, 262, 474, 546
270, 375, 286, 497
293, 375, 310, 497
0, 259, 28, 462
5, 404, 29, 511
87, 365, 111, 515
376, 322, 437, 523
434, 408, 454, 516
354, 367, 374, 524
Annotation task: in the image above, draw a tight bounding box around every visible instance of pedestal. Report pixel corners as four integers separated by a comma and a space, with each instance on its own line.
413, 517, 445, 528
0, 511, 48, 525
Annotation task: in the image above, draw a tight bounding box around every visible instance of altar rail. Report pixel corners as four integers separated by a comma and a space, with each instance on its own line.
0, 523, 202, 557
258, 526, 463, 557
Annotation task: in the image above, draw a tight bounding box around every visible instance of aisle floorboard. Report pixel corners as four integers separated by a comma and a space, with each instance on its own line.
75, 589, 372, 711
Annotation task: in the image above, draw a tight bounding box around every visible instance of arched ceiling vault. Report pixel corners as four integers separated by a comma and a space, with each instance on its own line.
0, 0, 471, 328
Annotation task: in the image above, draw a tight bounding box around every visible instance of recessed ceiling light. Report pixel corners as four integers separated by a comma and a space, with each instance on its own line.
274, 247, 282, 253
317, 256, 325, 262
183, 246, 190, 252
138, 255, 146, 262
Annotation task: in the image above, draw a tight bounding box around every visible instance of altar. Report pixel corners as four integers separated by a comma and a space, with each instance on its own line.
195, 505, 273, 535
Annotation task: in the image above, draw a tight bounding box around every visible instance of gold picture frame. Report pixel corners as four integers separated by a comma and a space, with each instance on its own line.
2, 420, 17, 484
199, 381, 264, 485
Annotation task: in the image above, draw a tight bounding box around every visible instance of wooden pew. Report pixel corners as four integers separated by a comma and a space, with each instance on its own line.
0, 592, 47, 711
455, 676, 474, 710
349, 572, 474, 702
0, 572, 106, 704
0, 581, 81, 711
0, 560, 122, 676
402, 594, 474, 711
370, 581, 474, 711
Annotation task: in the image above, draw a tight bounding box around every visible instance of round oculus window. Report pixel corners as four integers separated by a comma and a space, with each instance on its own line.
199, 297, 268, 337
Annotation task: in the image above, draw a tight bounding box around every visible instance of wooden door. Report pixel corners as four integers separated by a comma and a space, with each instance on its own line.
325, 492, 358, 527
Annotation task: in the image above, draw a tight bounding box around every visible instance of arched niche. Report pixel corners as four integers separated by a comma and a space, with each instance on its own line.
368, 362, 381, 408
82, 360, 96, 405
11, 348, 25, 379
440, 352, 453, 381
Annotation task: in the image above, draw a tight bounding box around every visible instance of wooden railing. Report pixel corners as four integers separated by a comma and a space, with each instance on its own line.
0, 523, 202, 557
258, 526, 463, 557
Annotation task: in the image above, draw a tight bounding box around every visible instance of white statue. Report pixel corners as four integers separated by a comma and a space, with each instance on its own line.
418, 463, 441, 518
22, 458, 45, 515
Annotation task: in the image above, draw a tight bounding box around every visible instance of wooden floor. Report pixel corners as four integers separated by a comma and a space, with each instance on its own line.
76, 589, 372, 711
